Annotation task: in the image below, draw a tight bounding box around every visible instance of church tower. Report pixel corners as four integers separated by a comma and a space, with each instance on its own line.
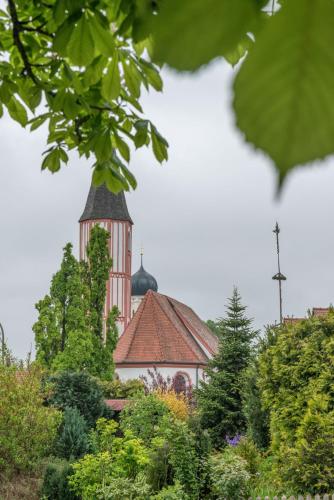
79, 184, 133, 334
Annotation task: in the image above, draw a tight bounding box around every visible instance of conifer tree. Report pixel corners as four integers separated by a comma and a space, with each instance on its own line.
84, 225, 112, 339
34, 230, 118, 379
196, 287, 257, 448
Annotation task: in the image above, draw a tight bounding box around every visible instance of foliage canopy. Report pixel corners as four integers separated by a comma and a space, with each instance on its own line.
0, 0, 168, 191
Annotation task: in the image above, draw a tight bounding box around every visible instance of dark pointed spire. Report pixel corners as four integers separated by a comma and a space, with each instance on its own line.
79, 184, 133, 223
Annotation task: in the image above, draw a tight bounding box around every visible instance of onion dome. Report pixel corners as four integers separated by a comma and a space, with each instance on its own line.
131, 256, 158, 296
79, 184, 133, 223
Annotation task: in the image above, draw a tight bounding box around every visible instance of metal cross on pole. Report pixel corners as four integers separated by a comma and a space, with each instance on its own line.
272, 222, 287, 324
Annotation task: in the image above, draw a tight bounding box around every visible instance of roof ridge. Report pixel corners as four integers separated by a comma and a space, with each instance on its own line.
153, 293, 203, 362
166, 297, 209, 361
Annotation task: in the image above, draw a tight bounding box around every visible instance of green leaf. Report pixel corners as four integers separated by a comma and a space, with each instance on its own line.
89, 14, 115, 57
67, 14, 95, 66
83, 56, 105, 87
42, 148, 64, 173
53, 20, 73, 56
6, 97, 28, 127
150, 0, 260, 71
233, 0, 334, 185
93, 130, 112, 162
30, 113, 49, 131
102, 55, 121, 101
139, 60, 163, 91
122, 59, 142, 98
151, 125, 168, 162
53, 0, 67, 25
134, 119, 148, 148
114, 134, 130, 162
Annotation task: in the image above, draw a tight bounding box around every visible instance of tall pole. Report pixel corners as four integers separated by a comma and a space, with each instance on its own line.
0, 323, 4, 365
272, 222, 286, 324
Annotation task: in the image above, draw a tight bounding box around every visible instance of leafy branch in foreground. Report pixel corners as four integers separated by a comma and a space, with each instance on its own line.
0, 0, 168, 192
134, 0, 334, 187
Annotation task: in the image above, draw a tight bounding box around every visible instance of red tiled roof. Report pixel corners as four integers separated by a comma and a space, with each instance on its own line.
312, 307, 330, 317
114, 290, 218, 365
283, 317, 304, 325
105, 399, 130, 411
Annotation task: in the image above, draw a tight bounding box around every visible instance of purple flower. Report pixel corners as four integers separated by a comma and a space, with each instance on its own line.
225, 434, 241, 446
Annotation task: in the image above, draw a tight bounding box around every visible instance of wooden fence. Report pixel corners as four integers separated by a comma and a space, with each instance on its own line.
252, 495, 334, 500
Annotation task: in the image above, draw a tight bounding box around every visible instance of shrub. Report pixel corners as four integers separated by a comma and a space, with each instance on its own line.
232, 437, 261, 477
209, 449, 251, 500
150, 481, 189, 499
69, 452, 114, 499
158, 416, 199, 499
96, 473, 151, 499
69, 431, 151, 498
120, 394, 169, 442
0, 366, 61, 474
99, 378, 145, 399
259, 314, 334, 493
41, 459, 78, 499
156, 390, 189, 421
46, 371, 111, 427
54, 407, 90, 460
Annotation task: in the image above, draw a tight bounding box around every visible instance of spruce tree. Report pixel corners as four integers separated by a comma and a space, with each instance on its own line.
196, 287, 257, 448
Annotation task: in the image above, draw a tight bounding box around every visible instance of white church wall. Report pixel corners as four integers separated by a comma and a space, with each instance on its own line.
131, 295, 144, 318
116, 365, 205, 388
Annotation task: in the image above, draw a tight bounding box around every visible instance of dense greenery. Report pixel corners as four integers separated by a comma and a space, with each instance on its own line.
258, 312, 334, 493
1, 0, 333, 188
5, 292, 334, 497
0, 0, 168, 191
46, 371, 111, 428
34, 225, 118, 379
0, 366, 61, 475
197, 288, 257, 447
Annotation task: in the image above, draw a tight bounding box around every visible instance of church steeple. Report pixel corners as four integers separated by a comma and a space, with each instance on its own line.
79, 183, 133, 334
79, 184, 133, 224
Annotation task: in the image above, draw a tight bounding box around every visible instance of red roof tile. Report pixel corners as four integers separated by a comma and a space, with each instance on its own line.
105, 399, 130, 411
114, 291, 218, 365
312, 307, 330, 317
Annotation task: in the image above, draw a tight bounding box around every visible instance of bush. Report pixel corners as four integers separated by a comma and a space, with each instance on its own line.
41, 459, 78, 499
120, 394, 169, 442
99, 378, 145, 399
46, 371, 111, 427
96, 473, 151, 499
209, 449, 251, 500
54, 407, 90, 460
150, 481, 189, 499
157, 416, 199, 499
259, 314, 334, 493
156, 390, 189, 421
0, 366, 61, 474
232, 437, 261, 478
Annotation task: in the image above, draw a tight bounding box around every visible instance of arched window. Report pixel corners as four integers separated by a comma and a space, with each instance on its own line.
173, 371, 191, 394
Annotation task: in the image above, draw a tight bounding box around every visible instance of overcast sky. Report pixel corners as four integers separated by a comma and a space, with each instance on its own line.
1, 61, 334, 359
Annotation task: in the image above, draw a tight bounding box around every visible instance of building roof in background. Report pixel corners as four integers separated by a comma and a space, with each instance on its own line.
284, 307, 333, 325
114, 290, 218, 365
105, 399, 130, 411
79, 184, 133, 223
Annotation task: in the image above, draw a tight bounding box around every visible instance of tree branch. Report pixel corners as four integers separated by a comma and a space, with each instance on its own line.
7, 0, 38, 84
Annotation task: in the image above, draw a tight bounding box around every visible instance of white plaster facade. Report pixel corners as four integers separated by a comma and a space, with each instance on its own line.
116, 365, 206, 388
131, 295, 144, 318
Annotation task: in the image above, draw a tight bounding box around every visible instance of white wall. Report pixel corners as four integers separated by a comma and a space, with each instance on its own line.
131, 295, 144, 318
116, 365, 205, 388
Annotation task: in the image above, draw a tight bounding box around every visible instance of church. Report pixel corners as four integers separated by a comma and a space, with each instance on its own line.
79, 184, 218, 389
